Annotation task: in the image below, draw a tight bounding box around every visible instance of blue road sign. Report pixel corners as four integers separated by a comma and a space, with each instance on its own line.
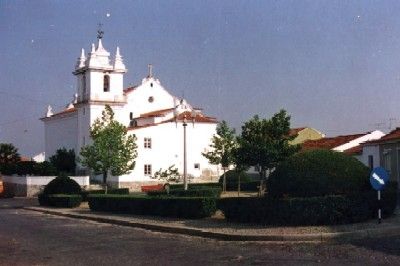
370, 167, 389, 191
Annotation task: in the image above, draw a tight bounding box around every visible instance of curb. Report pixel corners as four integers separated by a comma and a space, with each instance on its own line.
23, 207, 400, 242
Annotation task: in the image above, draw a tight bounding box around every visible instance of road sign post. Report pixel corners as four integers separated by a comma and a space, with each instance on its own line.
370, 167, 389, 224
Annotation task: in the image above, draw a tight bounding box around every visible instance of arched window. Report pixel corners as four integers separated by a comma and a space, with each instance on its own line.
103, 75, 110, 92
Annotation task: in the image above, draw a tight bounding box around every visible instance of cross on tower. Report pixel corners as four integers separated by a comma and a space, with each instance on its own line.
97, 23, 104, 39
148, 64, 153, 78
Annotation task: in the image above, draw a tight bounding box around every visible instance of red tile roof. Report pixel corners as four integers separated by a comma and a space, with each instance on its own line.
123, 86, 138, 94
365, 128, 400, 145
302, 133, 365, 151
343, 145, 363, 155
140, 108, 175, 118
170, 111, 217, 123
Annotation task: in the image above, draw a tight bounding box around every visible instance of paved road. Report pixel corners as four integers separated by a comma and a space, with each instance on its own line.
1, 204, 400, 265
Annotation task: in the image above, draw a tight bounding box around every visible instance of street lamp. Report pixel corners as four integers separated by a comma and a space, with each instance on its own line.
182, 111, 197, 191
183, 116, 188, 191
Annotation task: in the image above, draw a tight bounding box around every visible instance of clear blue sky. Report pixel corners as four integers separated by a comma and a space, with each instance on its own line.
2, 0, 400, 156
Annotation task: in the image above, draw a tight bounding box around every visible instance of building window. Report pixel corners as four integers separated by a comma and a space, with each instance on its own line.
194, 163, 200, 169
144, 164, 152, 176
129, 112, 133, 120
144, 138, 152, 149
383, 150, 392, 176
103, 75, 110, 92
148, 96, 154, 103
368, 155, 374, 170
150, 82, 153, 87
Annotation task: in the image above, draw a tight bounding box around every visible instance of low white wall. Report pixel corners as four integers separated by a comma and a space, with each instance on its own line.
1, 175, 90, 197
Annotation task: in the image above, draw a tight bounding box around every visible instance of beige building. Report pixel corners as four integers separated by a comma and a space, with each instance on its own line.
289, 127, 325, 145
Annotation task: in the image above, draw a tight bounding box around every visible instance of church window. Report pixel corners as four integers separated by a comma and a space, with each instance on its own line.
144, 138, 152, 149
129, 112, 133, 120
83, 108, 85, 115
144, 164, 152, 176
103, 75, 110, 92
148, 96, 154, 103
194, 163, 200, 169
150, 83, 153, 87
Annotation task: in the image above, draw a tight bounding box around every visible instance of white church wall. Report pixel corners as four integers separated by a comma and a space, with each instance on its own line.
44, 113, 78, 160
121, 121, 219, 182
125, 78, 176, 119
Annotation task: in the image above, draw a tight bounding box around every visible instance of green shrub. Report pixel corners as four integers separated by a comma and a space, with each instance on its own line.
218, 183, 397, 225
219, 170, 259, 191
42, 173, 82, 196
33, 161, 57, 176
88, 195, 217, 219
267, 149, 370, 198
39, 194, 82, 208
81, 188, 130, 201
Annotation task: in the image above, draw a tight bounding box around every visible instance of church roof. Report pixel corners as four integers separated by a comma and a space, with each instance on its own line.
140, 108, 175, 118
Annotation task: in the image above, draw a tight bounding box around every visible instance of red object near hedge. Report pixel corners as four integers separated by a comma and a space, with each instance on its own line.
141, 184, 165, 192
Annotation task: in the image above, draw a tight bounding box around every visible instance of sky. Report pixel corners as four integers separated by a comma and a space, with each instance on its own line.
2, 0, 400, 157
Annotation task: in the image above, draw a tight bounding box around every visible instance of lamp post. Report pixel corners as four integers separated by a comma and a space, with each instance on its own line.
183, 117, 188, 191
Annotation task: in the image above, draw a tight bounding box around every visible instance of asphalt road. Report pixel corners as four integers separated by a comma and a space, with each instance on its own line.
1, 205, 400, 265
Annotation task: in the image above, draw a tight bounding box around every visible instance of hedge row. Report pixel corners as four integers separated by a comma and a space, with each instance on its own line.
170, 182, 259, 192
38, 194, 82, 208
218, 184, 397, 225
147, 187, 222, 198
81, 188, 130, 201
88, 195, 217, 219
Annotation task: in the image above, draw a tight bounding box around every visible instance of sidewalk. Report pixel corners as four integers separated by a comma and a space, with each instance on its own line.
22, 202, 400, 242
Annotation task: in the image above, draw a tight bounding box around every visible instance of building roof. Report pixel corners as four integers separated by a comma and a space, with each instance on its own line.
302, 133, 365, 151
140, 108, 175, 118
40, 107, 77, 120
289, 127, 306, 137
343, 145, 363, 155
364, 128, 400, 145
123, 86, 138, 95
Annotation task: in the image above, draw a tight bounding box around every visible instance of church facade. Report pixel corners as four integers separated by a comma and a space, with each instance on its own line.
41, 35, 219, 188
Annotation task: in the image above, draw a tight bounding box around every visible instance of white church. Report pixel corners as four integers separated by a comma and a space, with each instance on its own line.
41, 33, 220, 189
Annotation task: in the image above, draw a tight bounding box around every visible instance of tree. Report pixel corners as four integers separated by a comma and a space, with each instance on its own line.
202, 120, 237, 192
0, 143, 21, 175
49, 148, 76, 175
80, 105, 137, 192
235, 110, 300, 194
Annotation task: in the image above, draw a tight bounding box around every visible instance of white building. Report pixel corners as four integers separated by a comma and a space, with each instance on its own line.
41, 35, 219, 188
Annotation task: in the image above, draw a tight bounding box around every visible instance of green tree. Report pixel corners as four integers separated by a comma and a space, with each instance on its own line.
235, 110, 300, 193
0, 143, 21, 175
49, 148, 76, 175
202, 120, 237, 192
80, 105, 137, 192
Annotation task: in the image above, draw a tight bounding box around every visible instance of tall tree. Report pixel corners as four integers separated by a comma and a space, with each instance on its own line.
49, 148, 76, 175
202, 120, 237, 192
0, 143, 21, 175
235, 110, 300, 193
80, 105, 137, 191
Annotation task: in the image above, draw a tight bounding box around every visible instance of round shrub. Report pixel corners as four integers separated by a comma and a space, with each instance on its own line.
267, 149, 370, 198
42, 173, 82, 195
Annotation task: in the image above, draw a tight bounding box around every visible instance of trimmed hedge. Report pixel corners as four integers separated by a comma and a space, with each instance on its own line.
147, 187, 222, 198
219, 170, 260, 191
81, 188, 130, 201
218, 183, 397, 225
38, 194, 82, 208
170, 183, 219, 189
88, 194, 217, 219
42, 174, 82, 195
267, 149, 370, 198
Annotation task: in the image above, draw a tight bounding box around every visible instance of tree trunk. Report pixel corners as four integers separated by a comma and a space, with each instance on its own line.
237, 171, 241, 197
103, 171, 108, 194
222, 167, 227, 193
258, 170, 263, 197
